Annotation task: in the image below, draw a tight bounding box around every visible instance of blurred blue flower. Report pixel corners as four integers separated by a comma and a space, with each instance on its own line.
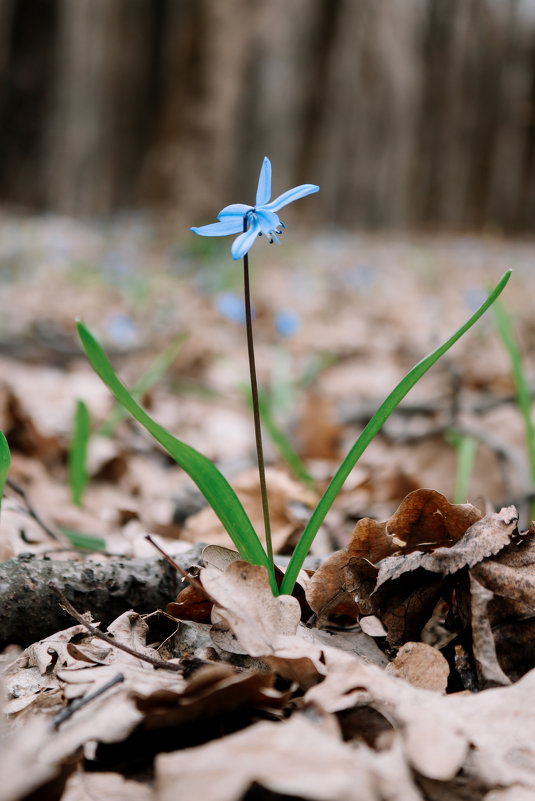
191, 157, 319, 260
216, 292, 247, 324
275, 310, 301, 337
106, 314, 138, 347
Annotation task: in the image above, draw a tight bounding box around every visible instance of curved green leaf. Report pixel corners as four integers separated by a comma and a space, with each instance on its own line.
280, 270, 512, 595
0, 431, 10, 517
76, 322, 276, 592
69, 399, 91, 506
492, 298, 535, 521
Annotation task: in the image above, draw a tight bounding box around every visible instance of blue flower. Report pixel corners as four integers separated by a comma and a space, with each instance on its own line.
191, 157, 319, 260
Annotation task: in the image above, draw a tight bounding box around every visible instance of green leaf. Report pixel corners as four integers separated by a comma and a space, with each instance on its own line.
492, 298, 535, 520
280, 270, 512, 595
257, 393, 315, 491
68, 400, 91, 507
98, 332, 187, 437
0, 431, 10, 517
58, 527, 107, 551
447, 430, 478, 504
76, 321, 277, 593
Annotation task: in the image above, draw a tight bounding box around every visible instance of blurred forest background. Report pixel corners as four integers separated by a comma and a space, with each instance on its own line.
1, 0, 535, 232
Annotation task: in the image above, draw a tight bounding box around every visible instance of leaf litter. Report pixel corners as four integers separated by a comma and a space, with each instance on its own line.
2, 223, 535, 799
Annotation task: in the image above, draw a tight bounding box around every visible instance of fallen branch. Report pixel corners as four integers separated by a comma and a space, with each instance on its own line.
0, 545, 204, 648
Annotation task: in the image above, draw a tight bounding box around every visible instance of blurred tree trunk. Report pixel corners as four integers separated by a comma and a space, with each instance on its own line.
0, 0, 534, 232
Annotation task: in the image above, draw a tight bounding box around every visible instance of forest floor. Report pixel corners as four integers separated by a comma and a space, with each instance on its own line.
1, 211, 535, 801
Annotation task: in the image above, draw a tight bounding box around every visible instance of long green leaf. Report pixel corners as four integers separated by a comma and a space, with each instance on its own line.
76, 322, 277, 592
69, 399, 91, 506
0, 432, 10, 517
280, 270, 512, 595
492, 298, 535, 520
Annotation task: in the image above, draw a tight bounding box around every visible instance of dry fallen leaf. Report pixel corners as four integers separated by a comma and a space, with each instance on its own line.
375, 505, 518, 587
201, 560, 302, 657
155, 712, 422, 801
133, 662, 288, 730
385, 641, 449, 692
306, 489, 481, 623
61, 770, 155, 801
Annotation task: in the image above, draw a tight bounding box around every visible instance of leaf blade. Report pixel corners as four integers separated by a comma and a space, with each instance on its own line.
76, 322, 276, 591
0, 431, 10, 517
280, 270, 512, 595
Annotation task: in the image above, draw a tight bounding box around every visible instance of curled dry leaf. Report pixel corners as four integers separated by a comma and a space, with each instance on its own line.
468, 531, 535, 682
367, 506, 519, 647
133, 663, 288, 730
468, 572, 511, 688
306, 489, 481, 622
375, 505, 518, 587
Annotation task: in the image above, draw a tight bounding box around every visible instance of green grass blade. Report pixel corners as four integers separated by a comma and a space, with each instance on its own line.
58, 526, 107, 551
280, 270, 512, 595
447, 430, 478, 504
99, 332, 187, 437
257, 393, 315, 491
492, 298, 535, 520
69, 400, 91, 507
0, 432, 10, 517
76, 321, 277, 592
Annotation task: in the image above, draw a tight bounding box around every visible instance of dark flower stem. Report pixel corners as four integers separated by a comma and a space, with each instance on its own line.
243, 221, 273, 568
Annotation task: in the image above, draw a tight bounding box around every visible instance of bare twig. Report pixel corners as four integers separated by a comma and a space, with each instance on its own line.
6, 478, 62, 542
48, 582, 182, 673
145, 535, 218, 606
52, 672, 125, 729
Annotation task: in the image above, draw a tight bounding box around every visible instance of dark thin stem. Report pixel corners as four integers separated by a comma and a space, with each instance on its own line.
242, 225, 273, 568
49, 582, 182, 673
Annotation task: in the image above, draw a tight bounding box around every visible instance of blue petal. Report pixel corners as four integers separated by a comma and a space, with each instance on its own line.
263, 184, 319, 212
191, 219, 244, 237
217, 203, 251, 220
231, 220, 260, 260
255, 209, 281, 235
256, 157, 272, 206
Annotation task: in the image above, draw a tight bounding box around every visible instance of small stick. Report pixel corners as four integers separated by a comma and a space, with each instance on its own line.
7, 478, 61, 542
49, 583, 182, 673
52, 672, 125, 729
144, 535, 218, 606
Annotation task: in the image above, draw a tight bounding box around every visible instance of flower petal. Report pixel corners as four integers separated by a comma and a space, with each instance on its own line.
217, 203, 251, 221
191, 219, 244, 237
256, 157, 272, 206
255, 209, 281, 235
231, 220, 260, 260
263, 183, 319, 212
